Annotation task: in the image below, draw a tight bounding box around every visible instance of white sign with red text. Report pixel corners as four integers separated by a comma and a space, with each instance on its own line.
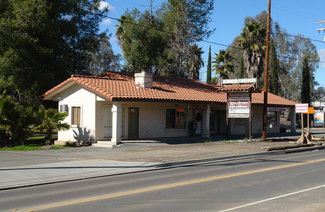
295, 103, 309, 113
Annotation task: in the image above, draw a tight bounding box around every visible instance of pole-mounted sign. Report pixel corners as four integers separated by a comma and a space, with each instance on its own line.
295, 103, 308, 113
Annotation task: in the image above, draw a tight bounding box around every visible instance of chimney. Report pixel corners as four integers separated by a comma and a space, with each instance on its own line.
134, 70, 153, 88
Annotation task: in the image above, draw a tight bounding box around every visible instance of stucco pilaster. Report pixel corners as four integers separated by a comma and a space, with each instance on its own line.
111, 102, 122, 145
290, 107, 296, 133
202, 104, 211, 139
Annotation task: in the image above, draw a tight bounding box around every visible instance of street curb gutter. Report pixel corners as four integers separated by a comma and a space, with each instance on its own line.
1, 145, 324, 191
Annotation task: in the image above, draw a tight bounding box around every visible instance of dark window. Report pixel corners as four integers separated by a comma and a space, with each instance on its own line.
267, 111, 277, 125
166, 109, 186, 129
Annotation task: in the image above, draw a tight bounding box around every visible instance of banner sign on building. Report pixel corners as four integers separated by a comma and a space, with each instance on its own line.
228, 93, 250, 118
268, 107, 287, 112
295, 103, 309, 113
314, 112, 324, 124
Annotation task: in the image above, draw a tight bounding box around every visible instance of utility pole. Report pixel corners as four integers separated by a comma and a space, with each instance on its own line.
262, 0, 271, 141
317, 21, 325, 41
149, 0, 153, 25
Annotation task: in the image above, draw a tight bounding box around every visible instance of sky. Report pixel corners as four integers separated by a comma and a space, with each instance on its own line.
99, 0, 325, 87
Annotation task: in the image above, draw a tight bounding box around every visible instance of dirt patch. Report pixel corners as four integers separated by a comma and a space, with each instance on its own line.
98, 141, 300, 163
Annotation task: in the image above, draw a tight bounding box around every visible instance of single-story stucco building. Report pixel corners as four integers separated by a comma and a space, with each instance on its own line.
42, 71, 296, 147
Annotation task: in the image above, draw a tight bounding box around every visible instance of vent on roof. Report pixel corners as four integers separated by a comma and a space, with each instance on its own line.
134, 70, 153, 88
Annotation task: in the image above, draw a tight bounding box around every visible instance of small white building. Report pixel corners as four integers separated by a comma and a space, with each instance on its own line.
42, 71, 296, 146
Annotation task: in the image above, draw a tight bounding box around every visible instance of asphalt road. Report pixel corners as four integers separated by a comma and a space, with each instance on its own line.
2, 150, 325, 212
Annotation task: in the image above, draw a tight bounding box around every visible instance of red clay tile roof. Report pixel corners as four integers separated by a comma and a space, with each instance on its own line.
252, 91, 296, 106
218, 84, 256, 92
42, 71, 296, 107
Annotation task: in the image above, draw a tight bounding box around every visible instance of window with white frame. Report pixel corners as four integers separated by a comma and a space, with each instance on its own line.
71, 106, 81, 125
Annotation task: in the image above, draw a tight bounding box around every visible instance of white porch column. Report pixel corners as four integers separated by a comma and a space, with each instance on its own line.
111, 102, 122, 145
290, 107, 296, 133
202, 104, 211, 138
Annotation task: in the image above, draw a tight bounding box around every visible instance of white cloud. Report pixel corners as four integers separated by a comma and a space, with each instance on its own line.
109, 37, 118, 42
318, 49, 325, 69
99, 1, 115, 12
101, 18, 112, 25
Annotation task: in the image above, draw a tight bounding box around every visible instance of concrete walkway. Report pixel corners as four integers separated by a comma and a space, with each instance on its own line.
1, 131, 324, 190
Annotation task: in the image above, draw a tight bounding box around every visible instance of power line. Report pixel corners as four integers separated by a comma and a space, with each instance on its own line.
96, 12, 325, 65
103, 13, 325, 48
279, 33, 325, 44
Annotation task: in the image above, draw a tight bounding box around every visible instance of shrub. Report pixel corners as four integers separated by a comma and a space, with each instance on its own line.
0, 91, 37, 145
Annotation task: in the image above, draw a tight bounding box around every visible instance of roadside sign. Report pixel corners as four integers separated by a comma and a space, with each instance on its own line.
228, 93, 250, 118
303, 107, 314, 114
314, 112, 324, 124
295, 103, 309, 113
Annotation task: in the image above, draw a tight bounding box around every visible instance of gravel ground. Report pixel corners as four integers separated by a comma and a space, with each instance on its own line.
94, 140, 303, 163
2, 135, 324, 166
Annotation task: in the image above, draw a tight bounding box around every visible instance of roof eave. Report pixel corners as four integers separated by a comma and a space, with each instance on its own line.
41, 80, 76, 101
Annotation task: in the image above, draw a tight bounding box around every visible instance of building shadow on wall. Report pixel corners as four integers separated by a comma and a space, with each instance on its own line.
73, 126, 93, 146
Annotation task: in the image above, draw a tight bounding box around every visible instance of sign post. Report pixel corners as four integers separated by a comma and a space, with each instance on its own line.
295, 103, 308, 144
304, 107, 314, 140
227, 92, 251, 139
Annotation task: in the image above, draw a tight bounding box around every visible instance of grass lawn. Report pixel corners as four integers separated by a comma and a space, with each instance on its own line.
27, 135, 58, 140
0, 145, 73, 151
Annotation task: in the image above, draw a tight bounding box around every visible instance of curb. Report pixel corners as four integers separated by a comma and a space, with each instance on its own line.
1, 145, 324, 191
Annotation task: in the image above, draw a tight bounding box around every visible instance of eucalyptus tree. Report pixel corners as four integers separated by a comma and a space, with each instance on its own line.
88, 35, 122, 75
160, 0, 213, 77
115, 0, 213, 77
115, 9, 166, 73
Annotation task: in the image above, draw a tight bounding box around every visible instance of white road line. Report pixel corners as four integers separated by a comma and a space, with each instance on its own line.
219, 184, 325, 212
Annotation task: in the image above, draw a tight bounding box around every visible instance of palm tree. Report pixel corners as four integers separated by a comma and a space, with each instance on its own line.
237, 21, 266, 78
212, 50, 233, 79
115, 15, 129, 47
184, 44, 204, 80
34, 105, 70, 145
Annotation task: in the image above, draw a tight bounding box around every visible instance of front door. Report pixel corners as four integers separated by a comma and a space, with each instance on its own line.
128, 108, 139, 139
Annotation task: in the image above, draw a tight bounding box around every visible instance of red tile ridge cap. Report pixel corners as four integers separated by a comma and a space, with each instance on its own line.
73, 77, 114, 101
71, 74, 130, 81
41, 76, 115, 100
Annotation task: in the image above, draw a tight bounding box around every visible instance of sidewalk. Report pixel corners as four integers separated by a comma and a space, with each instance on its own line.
1, 133, 324, 190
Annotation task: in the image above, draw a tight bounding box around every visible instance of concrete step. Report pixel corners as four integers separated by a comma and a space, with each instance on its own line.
92, 141, 113, 148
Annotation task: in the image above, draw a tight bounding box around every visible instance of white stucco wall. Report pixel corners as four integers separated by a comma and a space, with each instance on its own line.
95, 102, 127, 141
229, 105, 281, 135
123, 102, 194, 139
94, 102, 228, 140
55, 87, 284, 143
230, 119, 248, 135
57, 85, 96, 143
251, 105, 281, 134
